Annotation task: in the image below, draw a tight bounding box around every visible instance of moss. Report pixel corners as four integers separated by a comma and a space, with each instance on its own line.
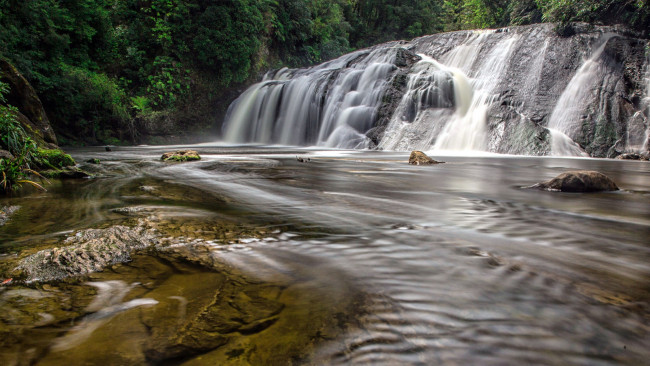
161, 150, 201, 162
166, 154, 200, 162
39, 167, 91, 179
35, 148, 75, 169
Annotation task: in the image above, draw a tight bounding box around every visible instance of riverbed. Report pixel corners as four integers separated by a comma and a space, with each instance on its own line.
1, 145, 649, 365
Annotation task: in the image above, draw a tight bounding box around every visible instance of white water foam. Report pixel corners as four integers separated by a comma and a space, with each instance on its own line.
547, 34, 616, 156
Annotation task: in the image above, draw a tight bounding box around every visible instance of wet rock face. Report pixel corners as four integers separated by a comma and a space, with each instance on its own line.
400, 24, 649, 157
532, 170, 619, 192
14, 224, 158, 282
161, 150, 201, 162
408, 150, 443, 165
0, 60, 57, 146
394, 47, 422, 67
367, 48, 421, 147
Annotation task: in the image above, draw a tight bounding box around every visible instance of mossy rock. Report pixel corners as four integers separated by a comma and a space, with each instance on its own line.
161, 150, 201, 162
408, 150, 444, 165
39, 166, 91, 179
35, 148, 75, 168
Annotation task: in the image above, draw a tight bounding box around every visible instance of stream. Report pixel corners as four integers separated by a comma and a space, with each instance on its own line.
0, 144, 649, 365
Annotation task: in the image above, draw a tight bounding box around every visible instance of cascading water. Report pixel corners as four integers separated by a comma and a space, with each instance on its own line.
223, 47, 398, 149
377, 55, 467, 151
434, 33, 520, 151
546, 34, 615, 156
368, 31, 520, 152
221, 24, 648, 158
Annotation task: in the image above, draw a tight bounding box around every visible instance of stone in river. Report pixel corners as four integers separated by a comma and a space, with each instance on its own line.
532, 170, 619, 192
408, 151, 444, 165
161, 150, 201, 162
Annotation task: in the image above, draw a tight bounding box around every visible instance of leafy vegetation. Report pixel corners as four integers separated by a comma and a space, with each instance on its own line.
0, 0, 648, 146
0, 80, 79, 194
0, 81, 45, 193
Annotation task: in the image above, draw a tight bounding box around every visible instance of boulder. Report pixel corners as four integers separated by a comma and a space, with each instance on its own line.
0, 59, 57, 145
615, 152, 649, 161
408, 150, 444, 165
161, 150, 201, 162
532, 170, 619, 192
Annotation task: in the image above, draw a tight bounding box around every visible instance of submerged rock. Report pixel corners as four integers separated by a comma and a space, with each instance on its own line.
408, 150, 444, 165
161, 150, 201, 162
0, 205, 19, 226
532, 170, 619, 192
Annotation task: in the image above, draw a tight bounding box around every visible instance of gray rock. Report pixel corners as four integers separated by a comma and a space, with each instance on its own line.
531, 170, 619, 192
14, 224, 158, 282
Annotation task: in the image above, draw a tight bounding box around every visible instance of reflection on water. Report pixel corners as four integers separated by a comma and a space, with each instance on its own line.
0, 145, 649, 365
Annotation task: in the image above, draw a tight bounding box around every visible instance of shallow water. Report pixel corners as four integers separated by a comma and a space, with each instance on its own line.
1, 145, 649, 365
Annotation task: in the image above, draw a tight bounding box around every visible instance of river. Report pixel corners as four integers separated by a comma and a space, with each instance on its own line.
1, 144, 649, 365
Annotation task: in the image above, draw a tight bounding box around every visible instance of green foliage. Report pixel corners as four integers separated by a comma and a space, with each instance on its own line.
0, 0, 118, 132
0, 82, 36, 163
131, 96, 151, 115
0, 81, 46, 193
146, 56, 190, 108
54, 65, 130, 143
535, 0, 649, 31
443, 0, 541, 30
348, 0, 445, 47
0, 105, 27, 157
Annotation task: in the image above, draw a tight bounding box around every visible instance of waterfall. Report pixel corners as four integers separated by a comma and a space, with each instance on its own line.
222, 48, 397, 148
546, 34, 615, 156
434, 33, 520, 151
378, 32, 520, 151
220, 24, 647, 157
377, 55, 465, 150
